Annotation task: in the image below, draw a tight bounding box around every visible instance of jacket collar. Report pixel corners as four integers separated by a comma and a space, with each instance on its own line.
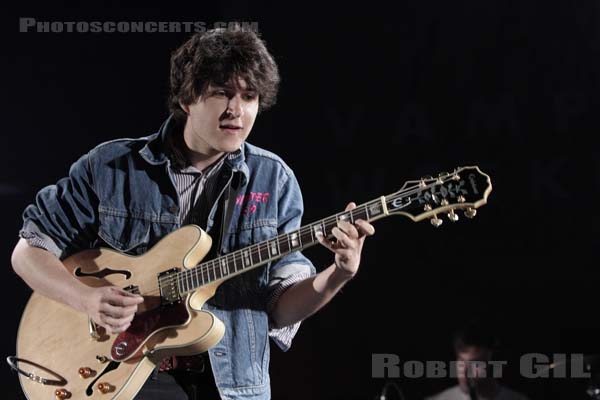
139, 114, 249, 186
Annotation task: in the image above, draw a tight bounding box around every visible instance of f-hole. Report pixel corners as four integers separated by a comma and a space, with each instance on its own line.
85, 361, 120, 396
74, 267, 132, 280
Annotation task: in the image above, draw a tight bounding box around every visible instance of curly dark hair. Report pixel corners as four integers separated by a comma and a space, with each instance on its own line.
168, 26, 280, 122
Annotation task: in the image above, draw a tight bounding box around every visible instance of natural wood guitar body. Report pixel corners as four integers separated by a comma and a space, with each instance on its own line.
16, 225, 225, 400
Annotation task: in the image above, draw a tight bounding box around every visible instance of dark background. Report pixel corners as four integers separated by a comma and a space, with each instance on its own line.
2, 1, 600, 399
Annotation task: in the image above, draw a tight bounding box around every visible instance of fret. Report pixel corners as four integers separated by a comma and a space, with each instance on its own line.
180, 272, 186, 293
185, 272, 192, 292
349, 210, 355, 224
281, 233, 291, 253
321, 220, 328, 237
276, 236, 282, 256
313, 222, 324, 239
225, 255, 231, 276
255, 244, 262, 264
192, 269, 198, 289
178, 275, 185, 294
232, 252, 239, 272
269, 239, 279, 257
199, 266, 205, 285
260, 243, 270, 261
289, 231, 300, 249
181, 272, 190, 293
243, 249, 251, 269
365, 204, 371, 220
339, 212, 350, 224
213, 261, 220, 280
211, 260, 217, 282
367, 201, 383, 219
187, 271, 193, 291
354, 205, 368, 221
201, 265, 208, 284
301, 227, 313, 245
220, 258, 227, 278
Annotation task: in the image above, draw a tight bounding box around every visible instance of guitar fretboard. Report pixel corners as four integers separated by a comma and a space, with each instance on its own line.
172, 197, 390, 295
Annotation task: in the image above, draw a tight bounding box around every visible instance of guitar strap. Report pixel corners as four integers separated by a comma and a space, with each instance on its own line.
216, 169, 243, 256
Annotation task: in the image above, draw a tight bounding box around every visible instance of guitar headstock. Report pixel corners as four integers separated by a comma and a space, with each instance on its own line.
385, 166, 492, 227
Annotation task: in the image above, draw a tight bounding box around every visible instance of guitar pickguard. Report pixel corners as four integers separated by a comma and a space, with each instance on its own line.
110, 301, 190, 361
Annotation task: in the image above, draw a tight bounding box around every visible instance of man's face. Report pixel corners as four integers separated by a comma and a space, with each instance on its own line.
182, 78, 259, 157
456, 346, 493, 394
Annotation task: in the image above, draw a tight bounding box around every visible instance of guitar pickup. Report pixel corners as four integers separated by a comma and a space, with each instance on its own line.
158, 268, 181, 306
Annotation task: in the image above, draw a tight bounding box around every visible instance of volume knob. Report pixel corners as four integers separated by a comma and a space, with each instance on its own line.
55, 389, 71, 399
97, 382, 114, 394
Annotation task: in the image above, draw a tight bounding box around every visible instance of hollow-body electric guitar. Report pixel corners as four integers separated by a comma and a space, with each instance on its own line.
11, 166, 492, 399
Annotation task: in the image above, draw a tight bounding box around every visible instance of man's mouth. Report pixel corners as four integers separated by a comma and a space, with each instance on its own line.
219, 124, 242, 133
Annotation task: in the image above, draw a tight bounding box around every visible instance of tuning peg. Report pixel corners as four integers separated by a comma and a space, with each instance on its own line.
447, 209, 459, 222
430, 215, 443, 227
464, 207, 477, 219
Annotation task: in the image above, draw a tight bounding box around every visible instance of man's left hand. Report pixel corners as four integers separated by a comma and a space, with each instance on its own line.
317, 202, 375, 278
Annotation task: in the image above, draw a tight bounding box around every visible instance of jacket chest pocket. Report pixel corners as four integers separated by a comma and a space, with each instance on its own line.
98, 208, 152, 255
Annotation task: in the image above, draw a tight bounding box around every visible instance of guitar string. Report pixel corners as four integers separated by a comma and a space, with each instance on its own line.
139, 187, 411, 298
135, 177, 460, 297
135, 176, 464, 297
168, 175, 465, 291
133, 196, 382, 297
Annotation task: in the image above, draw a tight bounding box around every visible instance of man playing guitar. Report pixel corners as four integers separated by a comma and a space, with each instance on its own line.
11, 26, 374, 400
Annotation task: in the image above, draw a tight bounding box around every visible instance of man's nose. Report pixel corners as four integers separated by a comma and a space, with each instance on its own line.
226, 95, 244, 118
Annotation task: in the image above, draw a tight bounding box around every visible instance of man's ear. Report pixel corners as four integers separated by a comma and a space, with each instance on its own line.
179, 101, 190, 114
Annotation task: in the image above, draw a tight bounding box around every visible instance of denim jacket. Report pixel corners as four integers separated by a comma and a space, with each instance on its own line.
20, 116, 315, 399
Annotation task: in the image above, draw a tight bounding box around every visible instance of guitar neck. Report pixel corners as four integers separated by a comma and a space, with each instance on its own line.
174, 166, 491, 295
176, 196, 392, 295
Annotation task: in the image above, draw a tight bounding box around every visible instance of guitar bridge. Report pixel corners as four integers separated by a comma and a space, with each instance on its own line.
158, 268, 181, 306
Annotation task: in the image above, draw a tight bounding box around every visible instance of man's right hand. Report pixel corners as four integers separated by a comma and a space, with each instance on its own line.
83, 287, 144, 334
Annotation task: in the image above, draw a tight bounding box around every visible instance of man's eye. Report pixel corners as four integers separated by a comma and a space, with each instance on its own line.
214, 90, 227, 96
243, 93, 257, 101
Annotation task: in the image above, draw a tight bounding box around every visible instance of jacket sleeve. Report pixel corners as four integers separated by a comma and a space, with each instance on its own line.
266, 169, 316, 351
19, 152, 100, 260
268, 169, 316, 282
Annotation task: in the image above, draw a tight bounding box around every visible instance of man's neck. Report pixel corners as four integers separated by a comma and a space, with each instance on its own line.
179, 122, 226, 171
185, 147, 226, 172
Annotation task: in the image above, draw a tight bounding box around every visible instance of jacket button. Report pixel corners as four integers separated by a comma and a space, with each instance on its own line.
169, 205, 178, 213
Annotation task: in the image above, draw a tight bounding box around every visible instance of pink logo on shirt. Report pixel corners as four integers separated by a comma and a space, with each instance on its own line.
236, 192, 270, 215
